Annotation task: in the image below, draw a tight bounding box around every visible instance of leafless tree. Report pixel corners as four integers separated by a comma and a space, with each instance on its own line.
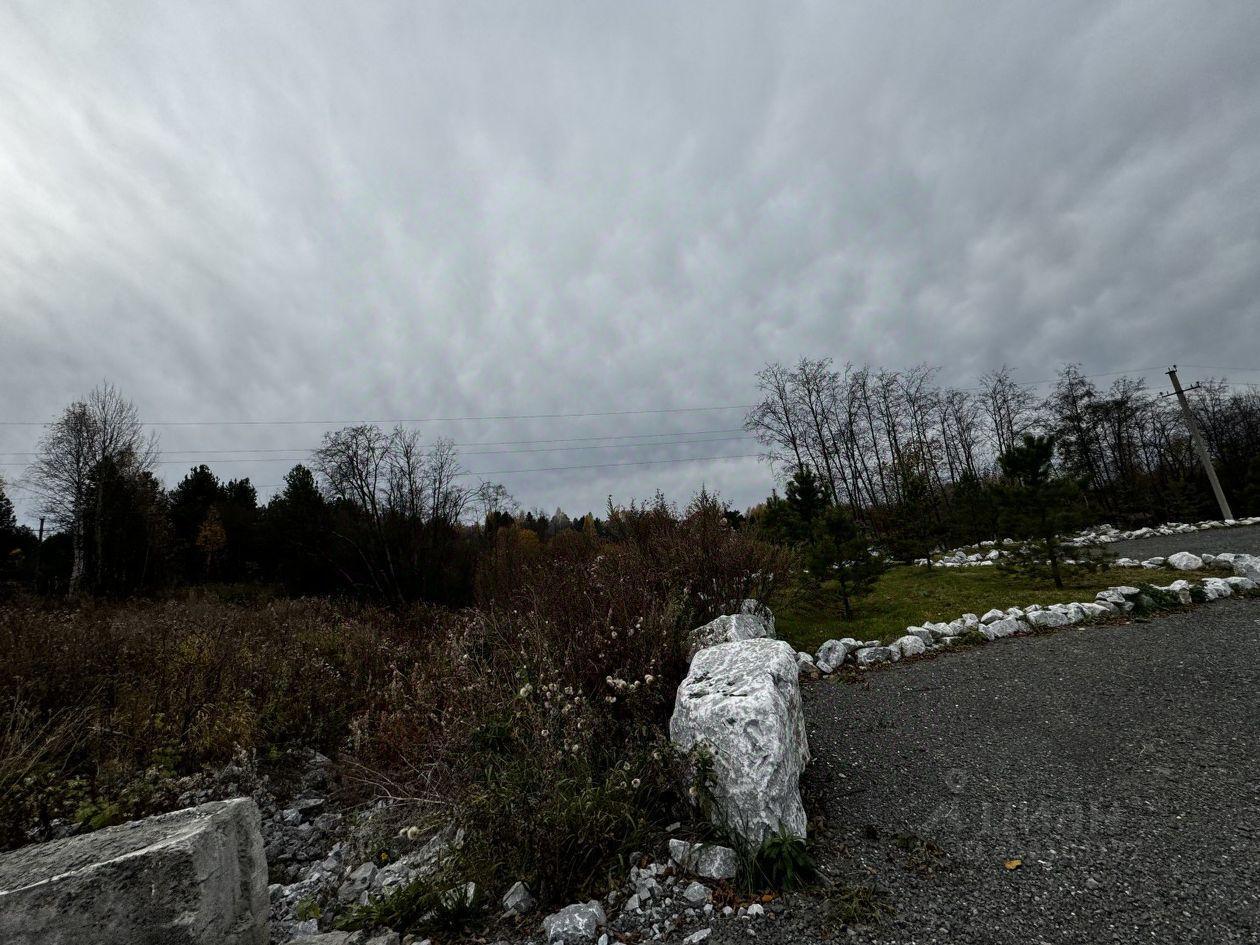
24, 384, 158, 595
979, 366, 1038, 458
314, 425, 500, 599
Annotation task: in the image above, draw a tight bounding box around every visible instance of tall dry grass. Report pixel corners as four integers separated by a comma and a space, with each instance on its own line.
0, 494, 789, 915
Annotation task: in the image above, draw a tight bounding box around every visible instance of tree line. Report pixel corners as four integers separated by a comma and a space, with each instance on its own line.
0, 384, 612, 602
745, 359, 1260, 553
4, 365, 1257, 604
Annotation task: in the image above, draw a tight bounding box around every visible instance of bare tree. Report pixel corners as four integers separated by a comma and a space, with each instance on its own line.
980, 367, 1038, 458
314, 425, 499, 599
24, 384, 158, 595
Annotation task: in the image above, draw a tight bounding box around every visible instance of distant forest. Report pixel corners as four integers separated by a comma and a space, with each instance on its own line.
746, 361, 1260, 547
1, 363, 1258, 603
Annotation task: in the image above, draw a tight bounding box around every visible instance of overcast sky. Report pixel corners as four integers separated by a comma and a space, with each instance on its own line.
2, 2, 1259, 524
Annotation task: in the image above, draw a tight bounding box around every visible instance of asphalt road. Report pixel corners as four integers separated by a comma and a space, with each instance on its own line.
1103, 522, 1260, 561
716, 596, 1260, 945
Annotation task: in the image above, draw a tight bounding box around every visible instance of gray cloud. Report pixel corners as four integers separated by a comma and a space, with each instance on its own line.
2, 1, 1258, 522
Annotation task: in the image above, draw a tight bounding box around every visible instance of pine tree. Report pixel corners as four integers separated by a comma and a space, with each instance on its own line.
762, 467, 883, 618
806, 504, 885, 619
995, 434, 1082, 590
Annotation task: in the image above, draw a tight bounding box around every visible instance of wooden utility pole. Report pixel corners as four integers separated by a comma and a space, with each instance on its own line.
1166, 366, 1234, 521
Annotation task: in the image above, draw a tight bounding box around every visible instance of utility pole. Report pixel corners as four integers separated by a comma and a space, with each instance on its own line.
34, 516, 44, 590
1166, 366, 1234, 521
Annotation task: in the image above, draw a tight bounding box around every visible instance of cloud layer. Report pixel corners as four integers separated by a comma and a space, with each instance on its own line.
2, 2, 1258, 520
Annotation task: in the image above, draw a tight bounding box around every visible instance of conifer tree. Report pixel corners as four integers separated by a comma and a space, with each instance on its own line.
996, 434, 1082, 589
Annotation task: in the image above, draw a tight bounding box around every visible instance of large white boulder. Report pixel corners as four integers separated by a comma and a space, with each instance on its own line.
979, 617, 1024, 640
686, 613, 771, 660
1027, 610, 1070, 629
669, 638, 809, 844
1167, 552, 1204, 571
1202, 577, 1233, 599
0, 798, 267, 945
904, 626, 933, 645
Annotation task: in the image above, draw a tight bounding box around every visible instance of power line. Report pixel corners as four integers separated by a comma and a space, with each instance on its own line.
5, 451, 765, 492
454, 453, 762, 479
0, 404, 756, 428
0, 435, 758, 468
0, 427, 751, 458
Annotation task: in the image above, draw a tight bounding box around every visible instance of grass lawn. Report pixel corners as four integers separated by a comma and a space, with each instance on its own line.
773, 564, 1202, 654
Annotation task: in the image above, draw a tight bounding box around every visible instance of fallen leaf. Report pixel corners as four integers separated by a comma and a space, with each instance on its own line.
1004, 858, 1022, 870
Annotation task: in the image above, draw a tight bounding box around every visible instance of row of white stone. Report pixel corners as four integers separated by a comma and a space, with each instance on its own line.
1066, 516, 1260, 546
923, 516, 1260, 569
803, 552, 1260, 676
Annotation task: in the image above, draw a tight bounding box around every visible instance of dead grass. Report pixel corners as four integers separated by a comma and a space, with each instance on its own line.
0, 493, 789, 924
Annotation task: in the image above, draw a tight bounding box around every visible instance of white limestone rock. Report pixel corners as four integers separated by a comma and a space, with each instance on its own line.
1232, 555, 1260, 583
1026, 610, 1069, 629
682, 881, 711, 904
670, 639, 809, 844
893, 635, 927, 658
0, 798, 267, 945
855, 646, 892, 667
739, 599, 776, 636
686, 613, 771, 661
503, 880, 536, 916
668, 839, 738, 880
542, 900, 607, 943
1167, 552, 1204, 571
814, 639, 849, 673
1202, 577, 1233, 599
980, 608, 1006, 624
979, 617, 1024, 640
904, 627, 933, 645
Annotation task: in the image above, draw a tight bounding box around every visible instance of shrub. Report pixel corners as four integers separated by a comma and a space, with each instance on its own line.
350, 495, 789, 923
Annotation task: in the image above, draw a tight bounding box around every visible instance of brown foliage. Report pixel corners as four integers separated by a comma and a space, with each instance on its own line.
0, 494, 789, 907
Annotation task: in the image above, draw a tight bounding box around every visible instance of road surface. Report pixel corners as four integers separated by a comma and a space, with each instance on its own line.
1103, 522, 1260, 561
715, 596, 1260, 944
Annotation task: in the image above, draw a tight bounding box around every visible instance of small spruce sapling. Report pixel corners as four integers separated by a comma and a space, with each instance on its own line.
995, 434, 1082, 590
761, 469, 884, 618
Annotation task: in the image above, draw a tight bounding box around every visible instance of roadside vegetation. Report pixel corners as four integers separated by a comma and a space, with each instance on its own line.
0, 493, 788, 915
